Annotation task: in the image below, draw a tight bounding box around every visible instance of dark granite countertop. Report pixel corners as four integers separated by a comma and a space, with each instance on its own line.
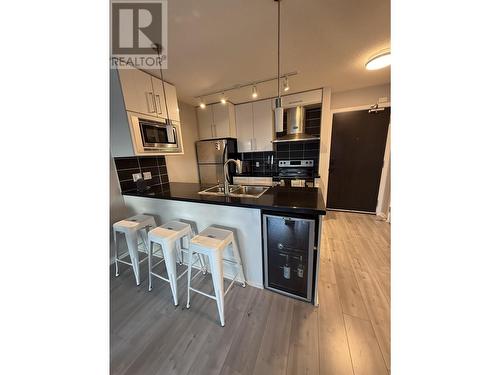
122, 182, 326, 215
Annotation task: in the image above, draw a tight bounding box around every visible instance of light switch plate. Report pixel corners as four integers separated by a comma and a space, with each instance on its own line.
132, 173, 142, 182
143, 172, 152, 180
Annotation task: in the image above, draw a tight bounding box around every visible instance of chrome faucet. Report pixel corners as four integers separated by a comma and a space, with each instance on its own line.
223, 159, 242, 195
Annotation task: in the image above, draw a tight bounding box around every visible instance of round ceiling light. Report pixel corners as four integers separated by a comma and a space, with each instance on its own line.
365, 50, 391, 70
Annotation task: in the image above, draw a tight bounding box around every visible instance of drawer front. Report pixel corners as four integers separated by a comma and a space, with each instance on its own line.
233, 176, 250, 185
249, 177, 273, 186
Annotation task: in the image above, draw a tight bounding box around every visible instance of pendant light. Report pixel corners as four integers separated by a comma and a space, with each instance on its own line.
283, 76, 290, 92
252, 85, 258, 99
274, 0, 284, 133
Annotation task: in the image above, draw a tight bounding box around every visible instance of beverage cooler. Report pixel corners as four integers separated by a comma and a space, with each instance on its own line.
262, 213, 316, 302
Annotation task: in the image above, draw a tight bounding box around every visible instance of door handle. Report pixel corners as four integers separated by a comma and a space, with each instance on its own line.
146, 92, 155, 113
155, 94, 162, 114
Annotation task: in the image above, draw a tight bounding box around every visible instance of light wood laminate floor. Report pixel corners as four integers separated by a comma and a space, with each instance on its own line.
111, 211, 390, 375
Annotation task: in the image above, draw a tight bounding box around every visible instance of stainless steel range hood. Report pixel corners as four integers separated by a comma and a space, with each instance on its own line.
273, 106, 320, 143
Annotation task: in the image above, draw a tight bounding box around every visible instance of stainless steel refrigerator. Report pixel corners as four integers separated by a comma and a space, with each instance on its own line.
196, 138, 238, 185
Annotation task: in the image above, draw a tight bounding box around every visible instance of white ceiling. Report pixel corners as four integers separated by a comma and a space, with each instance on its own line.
146, 0, 390, 105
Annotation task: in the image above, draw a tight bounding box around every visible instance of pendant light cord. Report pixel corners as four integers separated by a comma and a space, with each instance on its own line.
277, 0, 281, 99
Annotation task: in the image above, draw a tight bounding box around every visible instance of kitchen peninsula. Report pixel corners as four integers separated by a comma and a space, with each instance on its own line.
121, 182, 326, 304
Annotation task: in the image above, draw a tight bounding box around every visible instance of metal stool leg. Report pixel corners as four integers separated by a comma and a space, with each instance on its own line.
163, 240, 179, 306
186, 247, 194, 309
125, 231, 141, 286
148, 240, 154, 291
113, 230, 119, 277
208, 250, 225, 327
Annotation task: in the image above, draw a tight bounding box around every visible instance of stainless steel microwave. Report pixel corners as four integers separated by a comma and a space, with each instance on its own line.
128, 112, 182, 154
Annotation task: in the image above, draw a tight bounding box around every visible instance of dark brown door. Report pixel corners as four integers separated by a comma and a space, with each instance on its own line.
327, 108, 390, 212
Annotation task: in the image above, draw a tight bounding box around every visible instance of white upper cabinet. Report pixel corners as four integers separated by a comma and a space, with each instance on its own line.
164, 83, 180, 122
118, 67, 180, 122
212, 102, 230, 138
118, 68, 156, 116
280, 89, 323, 108
196, 106, 214, 140
252, 99, 273, 151
235, 99, 274, 152
196, 103, 236, 140
151, 76, 167, 119
235, 103, 253, 152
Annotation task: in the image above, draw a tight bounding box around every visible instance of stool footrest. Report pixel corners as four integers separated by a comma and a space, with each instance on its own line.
224, 271, 242, 296
116, 259, 132, 266
151, 272, 170, 283
189, 287, 216, 300
222, 258, 239, 265
117, 254, 148, 264
152, 259, 164, 269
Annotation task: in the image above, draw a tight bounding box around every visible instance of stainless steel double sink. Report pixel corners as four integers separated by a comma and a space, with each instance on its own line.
198, 184, 269, 198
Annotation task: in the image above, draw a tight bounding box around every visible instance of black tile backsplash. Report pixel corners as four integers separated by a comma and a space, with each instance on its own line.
274, 140, 320, 172
114, 156, 169, 193
239, 151, 277, 176
238, 139, 320, 175
114, 157, 139, 170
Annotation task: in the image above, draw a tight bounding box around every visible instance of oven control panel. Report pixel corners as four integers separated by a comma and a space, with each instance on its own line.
278, 160, 314, 167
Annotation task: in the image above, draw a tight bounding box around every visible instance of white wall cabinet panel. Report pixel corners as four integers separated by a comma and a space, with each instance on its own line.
212, 102, 230, 138
235, 103, 253, 152
163, 82, 180, 122
118, 68, 156, 116
197, 106, 215, 140
196, 103, 236, 140
280, 89, 323, 108
252, 99, 273, 151
235, 99, 274, 152
151, 77, 167, 119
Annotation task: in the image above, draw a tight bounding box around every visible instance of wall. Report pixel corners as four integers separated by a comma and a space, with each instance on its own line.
318, 88, 333, 204
331, 83, 391, 111
165, 101, 200, 183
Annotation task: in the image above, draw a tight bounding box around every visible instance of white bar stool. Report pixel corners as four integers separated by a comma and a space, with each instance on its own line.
113, 214, 156, 285
186, 226, 246, 327
147, 220, 206, 306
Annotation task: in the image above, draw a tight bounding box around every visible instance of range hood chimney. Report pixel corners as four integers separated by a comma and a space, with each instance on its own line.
273, 106, 320, 142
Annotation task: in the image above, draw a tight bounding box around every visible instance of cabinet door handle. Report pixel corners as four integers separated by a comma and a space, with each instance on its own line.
289, 100, 303, 104
155, 94, 162, 114
213, 124, 217, 137
146, 92, 155, 113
